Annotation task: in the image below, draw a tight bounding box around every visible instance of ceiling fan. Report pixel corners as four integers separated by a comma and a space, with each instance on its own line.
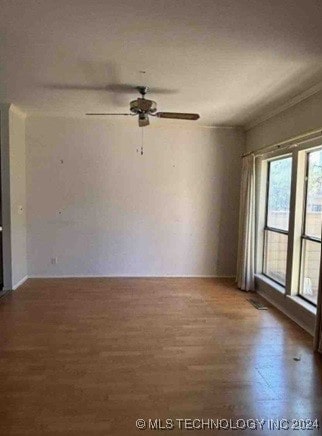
86, 86, 200, 127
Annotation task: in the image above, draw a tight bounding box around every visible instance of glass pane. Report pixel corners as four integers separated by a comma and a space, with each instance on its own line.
264, 230, 288, 285
300, 239, 320, 305
305, 149, 322, 239
267, 157, 292, 231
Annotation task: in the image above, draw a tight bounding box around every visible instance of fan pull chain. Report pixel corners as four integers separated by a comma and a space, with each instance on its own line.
141, 127, 144, 155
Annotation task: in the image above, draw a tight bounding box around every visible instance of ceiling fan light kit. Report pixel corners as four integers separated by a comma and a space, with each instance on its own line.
130, 98, 157, 114
86, 86, 200, 127
138, 113, 150, 127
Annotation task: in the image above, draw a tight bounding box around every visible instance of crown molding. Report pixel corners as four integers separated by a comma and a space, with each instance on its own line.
245, 80, 322, 131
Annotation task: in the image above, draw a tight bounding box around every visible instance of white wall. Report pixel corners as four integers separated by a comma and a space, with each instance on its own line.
9, 106, 27, 288
26, 116, 244, 277
246, 91, 322, 152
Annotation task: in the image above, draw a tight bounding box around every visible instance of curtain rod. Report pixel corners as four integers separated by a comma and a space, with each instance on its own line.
242, 128, 322, 158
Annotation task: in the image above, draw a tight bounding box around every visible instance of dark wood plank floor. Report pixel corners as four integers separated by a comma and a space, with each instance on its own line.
0, 278, 322, 435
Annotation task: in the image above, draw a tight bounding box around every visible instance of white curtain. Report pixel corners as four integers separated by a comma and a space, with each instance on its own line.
237, 154, 256, 291
314, 245, 322, 354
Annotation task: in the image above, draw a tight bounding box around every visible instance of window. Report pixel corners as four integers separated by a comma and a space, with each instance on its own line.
259, 140, 322, 309
299, 149, 322, 305
263, 157, 292, 285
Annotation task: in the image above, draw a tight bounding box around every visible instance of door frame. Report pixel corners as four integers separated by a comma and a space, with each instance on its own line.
0, 104, 13, 294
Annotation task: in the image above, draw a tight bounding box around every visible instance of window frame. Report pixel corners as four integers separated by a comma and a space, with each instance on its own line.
298, 147, 322, 306
301, 147, 322, 241
257, 136, 322, 308
262, 155, 292, 286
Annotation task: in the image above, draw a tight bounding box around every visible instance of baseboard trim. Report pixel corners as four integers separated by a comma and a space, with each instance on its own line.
0, 288, 11, 299
12, 275, 28, 291
28, 274, 236, 279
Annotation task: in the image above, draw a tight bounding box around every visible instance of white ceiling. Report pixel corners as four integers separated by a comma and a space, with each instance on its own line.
1, 0, 322, 126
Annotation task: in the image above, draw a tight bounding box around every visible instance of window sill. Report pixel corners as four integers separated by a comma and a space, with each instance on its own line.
286, 295, 317, 315
255, 273, 285, 294
255, 273, 317, 316
255, 273, 316, 335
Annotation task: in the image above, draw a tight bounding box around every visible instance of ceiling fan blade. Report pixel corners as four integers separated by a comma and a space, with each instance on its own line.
106, 84, 178, 95
46, 83, 177, 94
156, 112, 200, 120
45, 84, 109, 91
138, 114, 150, 127
86, 113, 133, 116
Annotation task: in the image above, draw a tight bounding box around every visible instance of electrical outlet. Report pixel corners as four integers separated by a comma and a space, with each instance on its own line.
51, 257, 58, 265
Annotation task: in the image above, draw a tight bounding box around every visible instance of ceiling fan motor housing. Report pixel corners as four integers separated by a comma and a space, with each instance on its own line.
130, 98, 157, 114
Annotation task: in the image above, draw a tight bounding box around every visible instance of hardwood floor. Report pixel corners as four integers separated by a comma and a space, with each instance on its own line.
0, 278, 322, 435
